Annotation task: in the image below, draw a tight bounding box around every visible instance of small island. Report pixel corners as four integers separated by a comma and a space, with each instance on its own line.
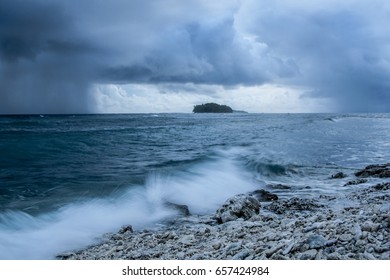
193, 103, 233, 113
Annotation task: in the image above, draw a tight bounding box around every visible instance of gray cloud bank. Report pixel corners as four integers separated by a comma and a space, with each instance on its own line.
0, 0, 389, 113
0, 0, 101, 113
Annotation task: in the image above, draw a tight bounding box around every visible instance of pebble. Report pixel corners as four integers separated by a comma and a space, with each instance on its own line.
179, 235, 196, 245
224, 241, 242, 256
339, 233, 353, 243
232, 250, 250, 260
306, 234, 328, 249
264, 243, 284, 258
302, 222, 326, 233
282, 241, 295, 255
56, 170, 390, 260
212, 242, 221, 250
379, 204, 390, 213
300, 249, 317, 260
363, 252, 376, 260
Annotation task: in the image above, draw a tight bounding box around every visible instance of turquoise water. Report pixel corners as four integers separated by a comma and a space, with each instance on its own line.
0, 113, 389, 259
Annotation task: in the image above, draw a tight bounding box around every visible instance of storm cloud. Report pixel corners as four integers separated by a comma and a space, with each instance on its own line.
238, 0, 390, 112
0, 0, 100, 114
99, 18, 296, 86
1, 0, 389, 113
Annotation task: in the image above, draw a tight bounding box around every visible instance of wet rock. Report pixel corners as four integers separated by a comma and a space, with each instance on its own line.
249, 189, 278, 202
266, 183, 291, 190
331, 172, 347, 179
118, 225, 133, 234
164, 201, 191, 216
215, 194, 260, 224
56, 252, 76, 260
265, 197, 324, 214
110, 234, 123, 240
319, 194, 337, 200
372, 182, 390, 191
344, 179, 368, 186
355, 163, 390, 178
59, 173, 390, 260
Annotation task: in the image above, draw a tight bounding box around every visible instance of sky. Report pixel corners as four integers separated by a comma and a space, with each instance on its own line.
1, 0, 389, 114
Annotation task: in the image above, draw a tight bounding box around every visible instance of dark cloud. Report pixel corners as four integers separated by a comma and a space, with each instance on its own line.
239, 1, 390, 112
0, 0, 65, 62
99, 65, 153, 84
0, 0, 98, 114
99, 18, 296, 86
1, 0, 389, 113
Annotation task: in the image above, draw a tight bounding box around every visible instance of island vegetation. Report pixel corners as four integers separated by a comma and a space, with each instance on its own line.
193, 103, 233, 113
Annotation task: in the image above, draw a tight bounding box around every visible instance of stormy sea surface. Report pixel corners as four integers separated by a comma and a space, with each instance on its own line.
0, 113, 389, 259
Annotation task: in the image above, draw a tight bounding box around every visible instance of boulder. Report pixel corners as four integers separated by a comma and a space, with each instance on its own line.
249, 189, 278, 202
215, 194, 260, 224
372, 182, 390, 191
355, 163, 390, 178
330, 172, 348, 179
118, 225, 133, 234
164, 201, 191, 216
344, 179, 368, 186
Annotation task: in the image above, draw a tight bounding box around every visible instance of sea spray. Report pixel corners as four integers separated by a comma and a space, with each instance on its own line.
0, 156, 256, 259
0, 192, 175, 259
146, 157, 256, 214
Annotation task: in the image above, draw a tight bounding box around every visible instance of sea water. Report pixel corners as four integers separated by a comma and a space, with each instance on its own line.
0, 113, 389, 259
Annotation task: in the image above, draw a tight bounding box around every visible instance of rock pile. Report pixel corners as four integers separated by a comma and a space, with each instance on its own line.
355, 163, 390, 178
57, 164, 390, 260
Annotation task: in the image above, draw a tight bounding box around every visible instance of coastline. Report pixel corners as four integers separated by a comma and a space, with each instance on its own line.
57, 164, 390, 260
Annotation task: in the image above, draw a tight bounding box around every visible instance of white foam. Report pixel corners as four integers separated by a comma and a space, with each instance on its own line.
0, 156, 256, 259
147, 157, 256, 214
0, 192, 176, 259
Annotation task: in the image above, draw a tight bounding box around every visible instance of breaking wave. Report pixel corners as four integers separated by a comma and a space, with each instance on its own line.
0, 157, 256, 259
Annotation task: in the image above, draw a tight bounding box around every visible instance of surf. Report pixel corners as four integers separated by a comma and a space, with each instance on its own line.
0, 156, 256, 259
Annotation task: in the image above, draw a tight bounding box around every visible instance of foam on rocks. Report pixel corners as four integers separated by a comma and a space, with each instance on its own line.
57, 164, 390, 260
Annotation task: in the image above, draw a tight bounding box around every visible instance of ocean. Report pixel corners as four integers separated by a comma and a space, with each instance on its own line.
0, 113, 389, 259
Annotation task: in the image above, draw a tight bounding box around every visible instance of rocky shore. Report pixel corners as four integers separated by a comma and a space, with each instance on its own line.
57, 164, 390, 260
